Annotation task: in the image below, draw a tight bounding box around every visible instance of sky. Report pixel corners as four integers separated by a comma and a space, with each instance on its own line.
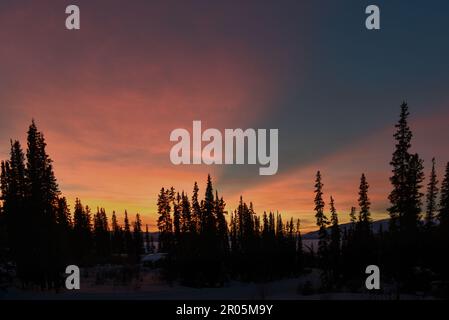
1, 0, 449, 232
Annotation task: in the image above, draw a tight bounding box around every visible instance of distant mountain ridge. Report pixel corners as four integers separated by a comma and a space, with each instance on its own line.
302, 219, 390, 239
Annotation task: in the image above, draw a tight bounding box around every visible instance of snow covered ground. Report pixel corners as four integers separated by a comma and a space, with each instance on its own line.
0, 268, 434, 300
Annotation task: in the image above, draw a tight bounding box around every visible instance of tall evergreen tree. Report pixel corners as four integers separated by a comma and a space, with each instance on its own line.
133, 213, 143, 259
215, 191, 229, 256
387, 103, 425, 287
329, 197, 340, 249
425, 158, 439, 228
1, 141, 29, 282
388, 102, 413, 232
23, 121, 62, 287
388, 102, 424, 234
437, 162, 449, 276
111, 210, 123, 254
93, 208, 110, 262
357, 173, 374, 267
180, 192, 193, 234
55, 197, 72, 265
405, 153, 425, 232
314, 171, 329, 286
202, 174, 216, 236
439, 162, 449, 227
230, 211, 238, 254
199, 175, 220, 285
329, 196, 340, 281
314, 171, 328, 246
26, 123, 60, 242
73, 198, 92, 265
123, 210, 133, 255
358, 173, 372, 233
56, 197, 71, 229
157, 188, 172, 252
173, 193, 181, 242
191, 182, 201, 234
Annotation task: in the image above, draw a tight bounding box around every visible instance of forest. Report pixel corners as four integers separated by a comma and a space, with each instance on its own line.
0, 102, 448, 296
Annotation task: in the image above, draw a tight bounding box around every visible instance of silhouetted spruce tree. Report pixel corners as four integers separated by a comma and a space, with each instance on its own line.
275, 212, 286, 277
358, 173, 372, 234
214, 191, 229, 283
123, 210, 134, 256
425, 158, 439, 229
439, 162, 449, 227
262, 212, 269, 238
111, 211, 123, 254
254, 215, 261, 238
202, 175, 217, 236
276, 212, 284, 244
55, 197, 72, 266
56, 197, 72, 230
329, 196, 341, 283
422, 158, 439, 270
73, 198, 92, 265
437, 162, 449, 276
405, 153, 424, 232
314, 170, 330, 287
178, 190, 200, 283
157, 187, 172, 252
388, 102, 424, 234
235, 198, 244, 249
230, 211, 238, 256
233, 196, 257, 279
215, 191, 229, 257
191, 182, 201, 235
388, 102, 413, 232
387, 102, 425, 287
173, 193, 181, 243
180, 192, 193, 234
25, 121, 62, 288
239, 200, 255, 256
356, 173, 374, 274
1, 141, 29, 283
269, 212, 275, 237
83, 205, 93, 258
93, 207, 110, 263
133, 213, 143, 260
200, 174, 220, 285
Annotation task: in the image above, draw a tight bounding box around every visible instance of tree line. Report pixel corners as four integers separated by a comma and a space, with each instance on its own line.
310, 102, 449, 291
154, 102, 449, 291
1, 102, 449, 294
0, 121, 152, 288
155, 176, 303, 286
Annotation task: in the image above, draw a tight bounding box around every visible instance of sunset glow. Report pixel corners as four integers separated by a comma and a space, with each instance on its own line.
1, 0, 449, 233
